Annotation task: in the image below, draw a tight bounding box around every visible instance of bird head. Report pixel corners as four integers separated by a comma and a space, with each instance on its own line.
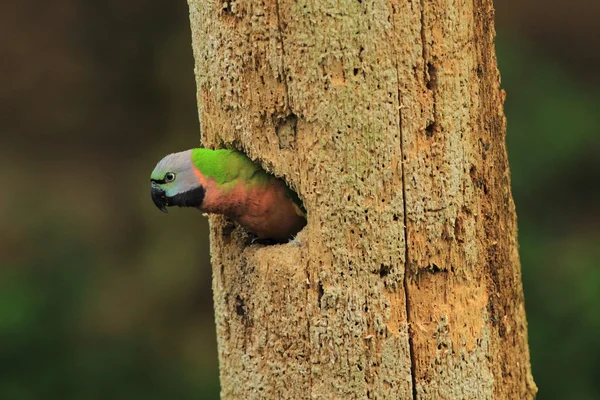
150, 150, 205, 213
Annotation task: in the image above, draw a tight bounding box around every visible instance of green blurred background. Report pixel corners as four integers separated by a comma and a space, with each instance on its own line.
1, 1, 598, 399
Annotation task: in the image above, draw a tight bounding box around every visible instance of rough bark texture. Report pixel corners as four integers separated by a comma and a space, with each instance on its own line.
187, 0, 537, 398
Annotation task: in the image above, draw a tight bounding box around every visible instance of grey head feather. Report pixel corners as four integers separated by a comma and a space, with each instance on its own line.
151, 149, 200, 196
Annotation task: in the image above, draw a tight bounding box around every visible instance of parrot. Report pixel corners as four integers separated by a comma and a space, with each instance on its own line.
150, 148, 306, 242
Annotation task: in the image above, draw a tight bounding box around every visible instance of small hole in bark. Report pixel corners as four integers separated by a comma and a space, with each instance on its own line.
426, 62, 438, 90
353, 68, 360, 75
379, 264, 391, 278
393, 214, 399, 221
425, 122, 439, 138
222, 0, 232, 13
235, 295, 246, 317
276, 113, 298, 150
221, 220, 236, 237
318, 281, 324, 307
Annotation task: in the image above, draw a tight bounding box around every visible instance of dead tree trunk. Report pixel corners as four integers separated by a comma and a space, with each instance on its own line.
187, 0, 537, 398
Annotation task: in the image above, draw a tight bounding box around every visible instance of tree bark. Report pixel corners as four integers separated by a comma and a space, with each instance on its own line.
187, 0, 537, 398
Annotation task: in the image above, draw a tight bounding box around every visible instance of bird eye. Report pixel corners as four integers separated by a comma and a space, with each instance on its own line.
165, 172, 176, 182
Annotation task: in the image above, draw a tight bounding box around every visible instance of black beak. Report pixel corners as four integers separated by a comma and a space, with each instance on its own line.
151, 183, 168, 213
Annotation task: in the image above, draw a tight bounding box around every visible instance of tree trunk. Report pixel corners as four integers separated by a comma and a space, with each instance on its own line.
187, 0, 537, 398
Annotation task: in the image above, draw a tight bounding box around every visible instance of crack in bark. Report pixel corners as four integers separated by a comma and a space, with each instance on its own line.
419, 0, 427, 79
274, 0, 312, 396
396, 67, 418, 400
275, 0, 291, 113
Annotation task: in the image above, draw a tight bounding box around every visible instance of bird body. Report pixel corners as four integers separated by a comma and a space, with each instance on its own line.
151, 149, 306, 241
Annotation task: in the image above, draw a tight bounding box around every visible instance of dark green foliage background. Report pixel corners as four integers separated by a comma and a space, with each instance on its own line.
1, 1, 598, 399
